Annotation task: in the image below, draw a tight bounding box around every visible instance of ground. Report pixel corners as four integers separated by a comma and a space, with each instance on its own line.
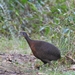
0, 53, 37, 75
0, 53, 75, 75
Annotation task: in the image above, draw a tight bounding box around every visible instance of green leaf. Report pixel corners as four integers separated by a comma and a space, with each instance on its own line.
39, 26, 50, 35
28, 2, 37, 11
21, 0, 27, 4
45, 26, 50, 35
15, 11, 19, 16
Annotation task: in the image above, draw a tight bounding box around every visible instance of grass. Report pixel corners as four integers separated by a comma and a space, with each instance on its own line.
0, 35, 75, 75
0, 37, 31, 54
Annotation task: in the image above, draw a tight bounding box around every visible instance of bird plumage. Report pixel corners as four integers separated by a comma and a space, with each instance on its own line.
20, 31, 61, 64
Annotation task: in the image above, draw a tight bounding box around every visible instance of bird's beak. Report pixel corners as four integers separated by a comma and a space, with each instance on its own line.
18, 31, 22, 38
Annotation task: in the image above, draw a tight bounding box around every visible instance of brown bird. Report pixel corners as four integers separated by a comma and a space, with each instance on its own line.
20, 31, 61, 64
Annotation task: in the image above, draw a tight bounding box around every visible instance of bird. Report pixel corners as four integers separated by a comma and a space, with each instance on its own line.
20, 31, 61, 64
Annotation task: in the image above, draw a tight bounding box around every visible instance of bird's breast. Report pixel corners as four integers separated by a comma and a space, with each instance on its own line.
30, 44, 36, 53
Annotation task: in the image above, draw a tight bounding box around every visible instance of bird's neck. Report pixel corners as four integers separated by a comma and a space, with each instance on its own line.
24, 36, 32, 46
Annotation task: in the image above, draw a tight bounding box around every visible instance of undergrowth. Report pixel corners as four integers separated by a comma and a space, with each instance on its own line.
0, 34, 75, 75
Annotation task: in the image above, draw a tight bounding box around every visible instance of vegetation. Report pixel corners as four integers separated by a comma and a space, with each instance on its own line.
0, 0, 75, 75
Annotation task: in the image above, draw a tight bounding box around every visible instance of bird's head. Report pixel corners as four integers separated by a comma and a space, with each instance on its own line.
20, 31, 28, 37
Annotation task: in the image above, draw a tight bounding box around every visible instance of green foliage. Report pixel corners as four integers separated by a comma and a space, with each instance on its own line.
0, 0, 75, 56
27, 2, 37, 11
20, 0, 27, 4
0, 0, 75, 35
39, 26, 50, 35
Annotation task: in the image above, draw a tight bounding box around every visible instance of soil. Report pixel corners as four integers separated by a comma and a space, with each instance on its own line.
0, 53, 75, 75
0, 53, 40, 75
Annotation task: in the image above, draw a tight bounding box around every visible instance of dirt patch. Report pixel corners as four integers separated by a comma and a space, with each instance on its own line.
0, 53, 75, 75
0, 53, 40, 75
